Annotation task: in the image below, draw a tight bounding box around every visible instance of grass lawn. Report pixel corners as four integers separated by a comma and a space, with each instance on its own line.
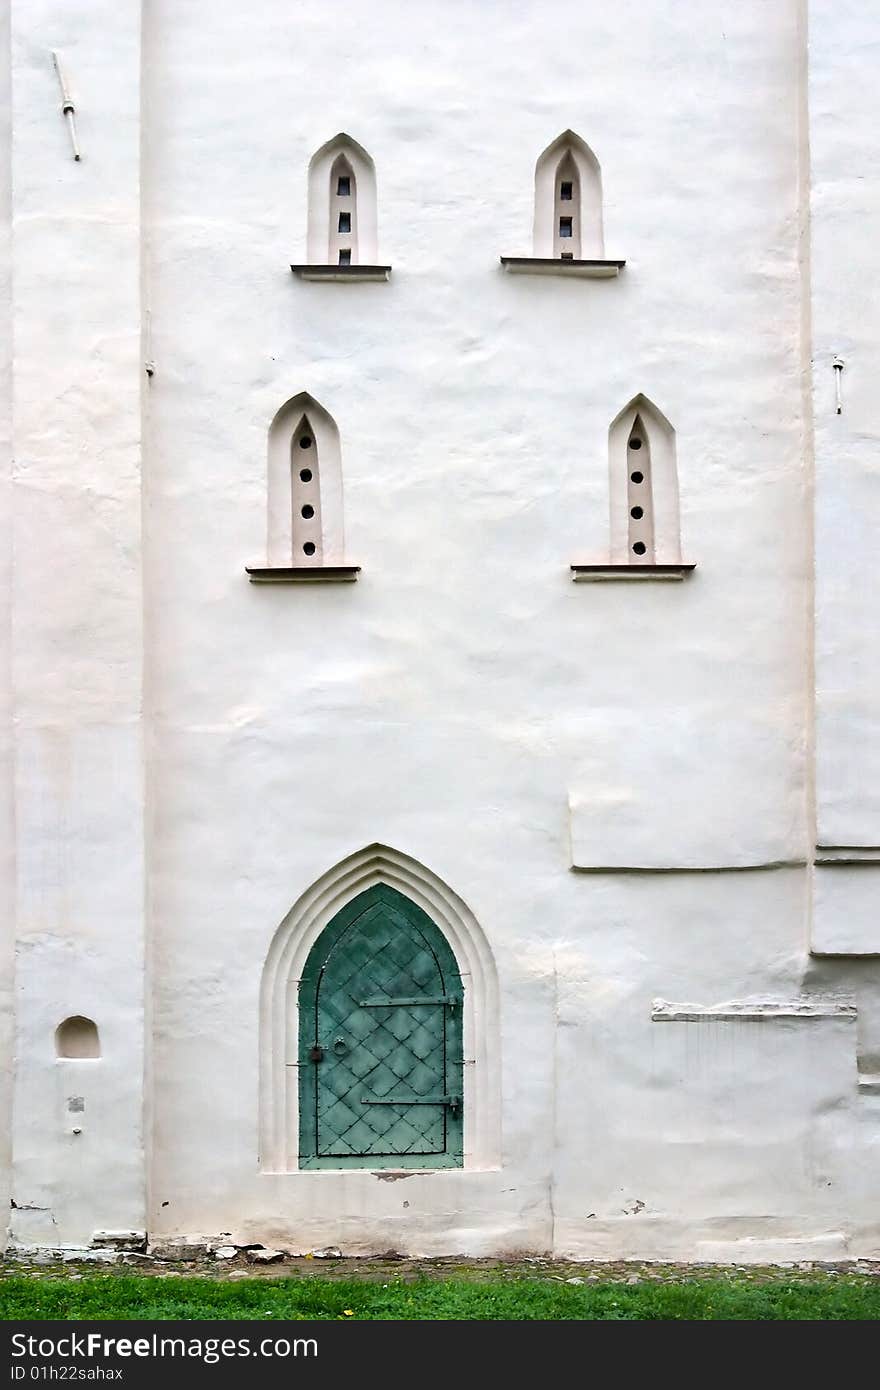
1, 1274, 879, 1320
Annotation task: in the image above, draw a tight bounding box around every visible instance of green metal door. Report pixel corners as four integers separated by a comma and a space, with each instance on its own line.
299, 884, 464, 1169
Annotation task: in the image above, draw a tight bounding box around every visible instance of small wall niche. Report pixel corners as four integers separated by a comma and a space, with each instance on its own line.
570, 394, 694, 582
246, 391, 360, 584
55, 1016, 100, 1059
501, 130, 624, 279
291, 133, 391, 282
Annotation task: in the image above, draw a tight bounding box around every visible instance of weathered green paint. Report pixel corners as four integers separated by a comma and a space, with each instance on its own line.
299, 884, 464, 1170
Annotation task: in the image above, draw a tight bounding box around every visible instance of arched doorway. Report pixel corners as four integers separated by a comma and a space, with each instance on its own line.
298, 883, 464, 1169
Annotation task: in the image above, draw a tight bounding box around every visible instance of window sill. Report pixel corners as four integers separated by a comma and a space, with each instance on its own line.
246, 565, 361, 584
570, 563, 696, 582
500, 256, 625, 279
290, 264, 391, 282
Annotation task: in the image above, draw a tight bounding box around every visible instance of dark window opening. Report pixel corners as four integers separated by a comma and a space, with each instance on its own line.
303, 541, 317, 556
559, 216, 573, 238
630, 471, 644, 484
301, 504, 315, 519
630, 506, 644, 519
632, 541, 647, 556
338, 249, 352, 265
299, 468, 313, 482
338, 212, 351, 234
337, 176, 351, 197
560, 181, 573, 200
299, 436, 312, 449
561, 252, 574, 261
629, 437, 642, 450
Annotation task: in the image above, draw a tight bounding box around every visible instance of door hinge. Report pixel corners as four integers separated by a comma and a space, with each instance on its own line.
358, 995, 460, 1011
361, 1095, 461, 1116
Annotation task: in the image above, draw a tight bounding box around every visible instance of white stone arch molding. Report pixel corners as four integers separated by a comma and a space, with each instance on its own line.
533, 129, 604, 258
259, 845, 502, 1173
608, 393, 682, 563
267, 391, 345, 566
307, 133, 379, 265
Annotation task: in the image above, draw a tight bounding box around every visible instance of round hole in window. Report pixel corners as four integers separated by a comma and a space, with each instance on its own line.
629, 438, 642, 451
630, 471, 644, 484
299, 468, 312, 483
303, 541, 316, 557
299, 436, 313, 449
632, 541, 647, 556
630, 506, 644, 519
301, 504, 315, 519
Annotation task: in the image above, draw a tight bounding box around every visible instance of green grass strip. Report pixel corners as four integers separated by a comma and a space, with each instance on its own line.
1, 1275, 879, 1320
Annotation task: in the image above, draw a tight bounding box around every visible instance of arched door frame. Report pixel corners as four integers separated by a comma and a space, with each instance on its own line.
259, 844, 501, 1173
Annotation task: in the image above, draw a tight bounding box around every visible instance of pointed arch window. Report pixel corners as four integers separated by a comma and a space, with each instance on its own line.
291, 134, 391, 282
246, 392, 360, 583
571, 395, 695, 581
501, 130, 625, 278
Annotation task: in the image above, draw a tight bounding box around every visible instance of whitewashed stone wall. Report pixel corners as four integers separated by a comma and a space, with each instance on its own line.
1, 0, 879, 1260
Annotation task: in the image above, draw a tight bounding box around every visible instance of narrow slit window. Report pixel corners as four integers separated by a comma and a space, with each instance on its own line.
553, 151, 581, 258
291, 417, 323, 565
329, 154, 358, 263
626, 416, 655, 562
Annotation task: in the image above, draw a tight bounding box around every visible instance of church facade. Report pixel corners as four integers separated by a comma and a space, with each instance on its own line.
2, 0, 879, 1260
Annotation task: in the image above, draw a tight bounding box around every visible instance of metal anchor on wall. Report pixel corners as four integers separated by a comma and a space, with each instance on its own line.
51, 51, 81, 161
832, 355, 844, 414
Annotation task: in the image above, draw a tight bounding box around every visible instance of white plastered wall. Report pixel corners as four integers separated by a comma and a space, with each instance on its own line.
808, 0, 880, 962
5, 0, 880, 1259
139, 0, 845, 1259
7, 0, 146, 1246
0, 0, 13, 1251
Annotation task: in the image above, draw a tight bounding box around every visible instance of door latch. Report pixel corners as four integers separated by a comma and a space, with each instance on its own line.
309, 1045, 324, 1063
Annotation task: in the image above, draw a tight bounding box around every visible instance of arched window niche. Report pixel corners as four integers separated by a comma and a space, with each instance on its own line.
259, 844, 501, 1173
246, 391, 360, 584
501, 130, 625, 279
291, 134, 391, 282
571, 395, 695, 582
